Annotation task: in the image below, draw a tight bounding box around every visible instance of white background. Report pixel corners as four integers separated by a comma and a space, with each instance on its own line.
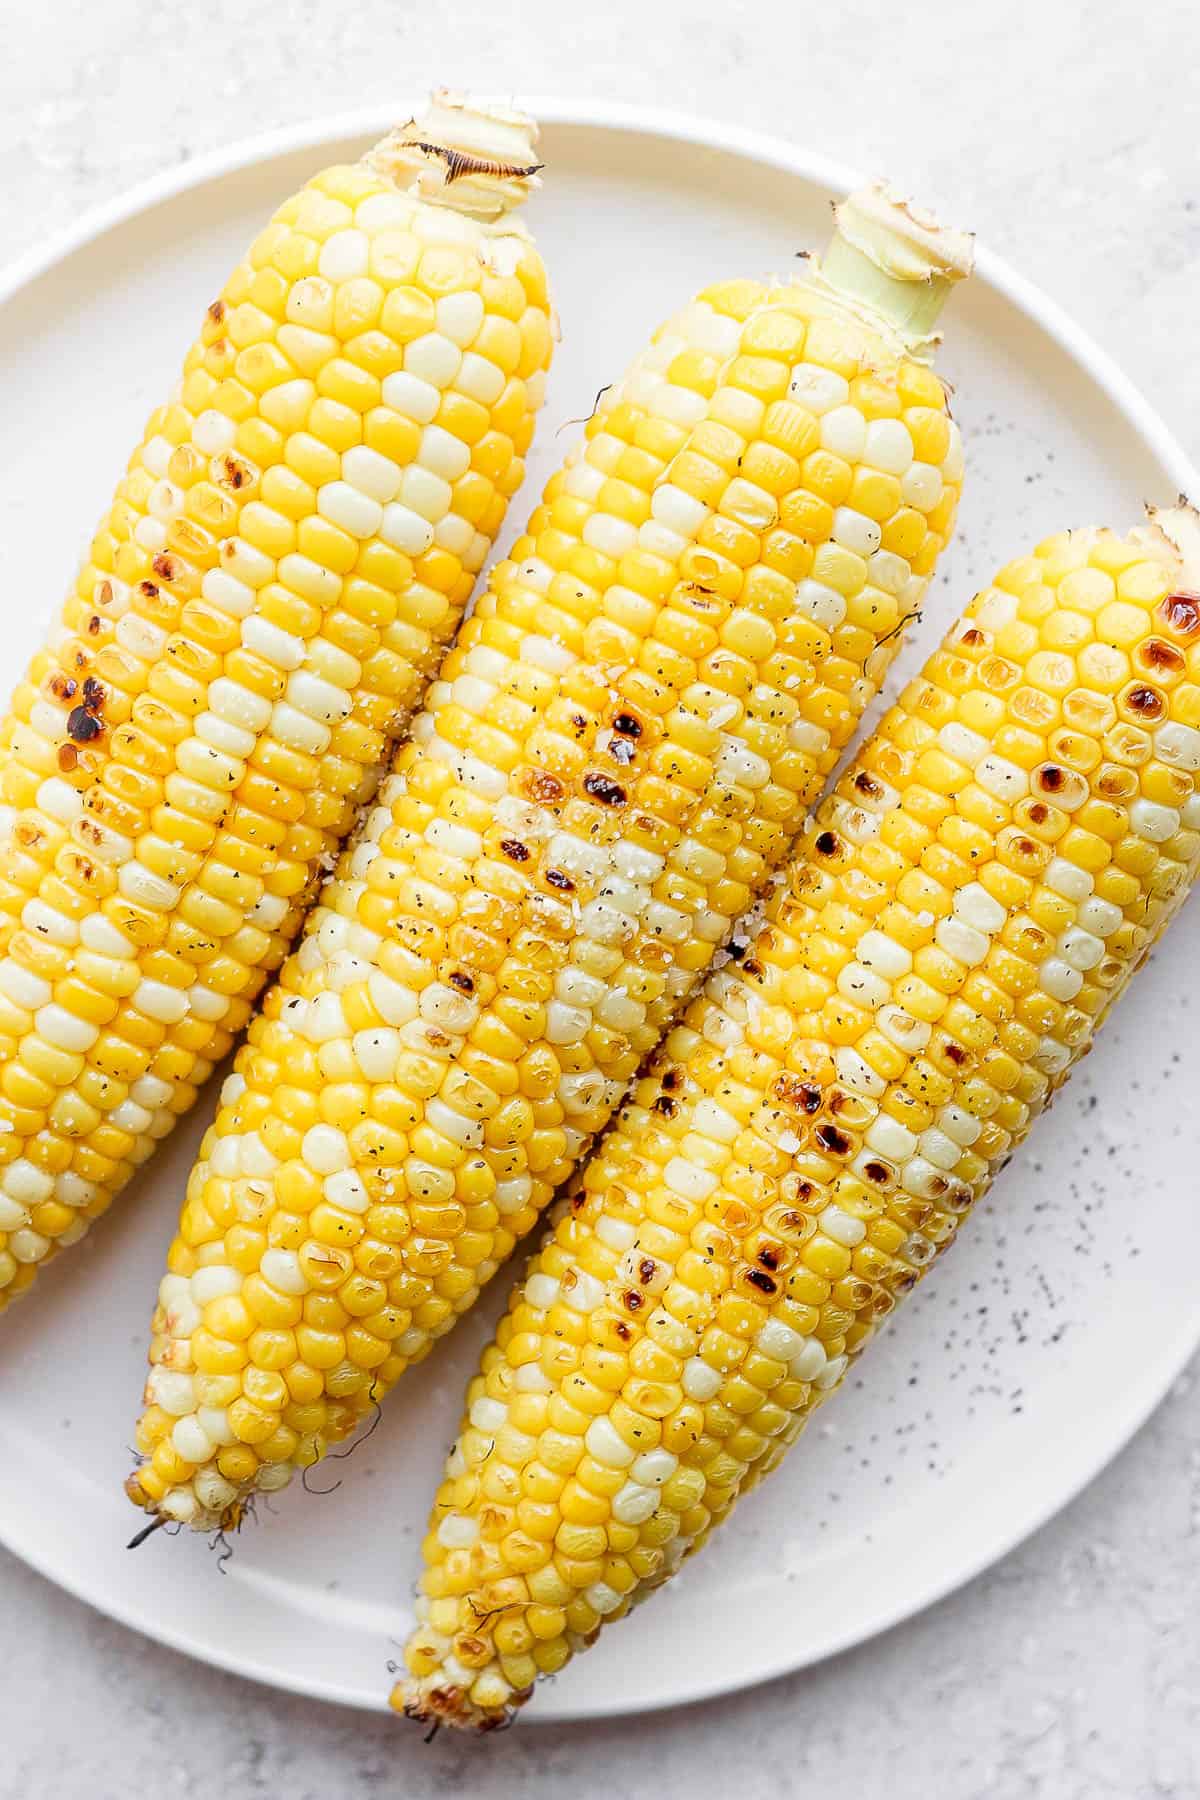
1, 2, 1199, 1794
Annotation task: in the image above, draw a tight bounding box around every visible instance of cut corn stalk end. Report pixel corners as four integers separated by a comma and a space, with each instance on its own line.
818, 181, 975, 360
364, 90, 543, 222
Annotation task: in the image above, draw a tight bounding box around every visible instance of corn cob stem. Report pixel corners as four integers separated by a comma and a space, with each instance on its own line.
0, 93, 552, 1310
397, 508, 1200, 1727
127, 187, 972, 1533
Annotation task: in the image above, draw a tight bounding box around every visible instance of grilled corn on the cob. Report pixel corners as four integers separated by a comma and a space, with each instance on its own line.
0, 94, 552, 1310
127, 185, 972, 1531
398, 506, 1200, 1727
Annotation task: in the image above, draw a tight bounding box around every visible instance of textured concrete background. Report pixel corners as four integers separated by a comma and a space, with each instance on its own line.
1, 2, 1198, 1794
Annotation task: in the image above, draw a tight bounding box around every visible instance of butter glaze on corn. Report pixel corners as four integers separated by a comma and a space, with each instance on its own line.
0, 95, 551, 1308
128, 186, 972, 1530
398, 509, 1200, 1727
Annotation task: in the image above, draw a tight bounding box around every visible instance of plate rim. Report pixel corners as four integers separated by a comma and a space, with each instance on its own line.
1, 97, 1198, 1726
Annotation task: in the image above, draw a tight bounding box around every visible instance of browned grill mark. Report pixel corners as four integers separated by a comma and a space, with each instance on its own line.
583, 772, 627, 807
499, 838, 530, 862
412, 142, 544, 184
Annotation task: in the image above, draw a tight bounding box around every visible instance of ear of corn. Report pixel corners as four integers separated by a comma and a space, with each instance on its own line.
397, 508, 1200, 1728
127, 186, 972, 1532
0, 95, 552, 1309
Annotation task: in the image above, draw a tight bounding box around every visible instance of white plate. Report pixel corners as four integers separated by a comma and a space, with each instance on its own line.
0, 101, 1197, 1725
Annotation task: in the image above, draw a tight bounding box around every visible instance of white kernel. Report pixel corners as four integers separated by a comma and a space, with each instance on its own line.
270, 701, 329, 756
242, 616, 305, 669
585, 1582, 624, 1616
1039, 956, 1084, 1001
866, 1114, 918, 1160
595, 1216, 638, 1253
664, 1156, 717, 1200
612, 1481, 660, 1525
937, 1105, 981, 1147
1045, 857, 1094, 902
583, 513, 638, 558
651, 483, 708, 537
562, 1267, 605, 1312
789, 367, 848, 414
1130, 798, 1180, 842
834, 1047, 887, 1098
302, 1125, 350, 1175
470, 1396, 508, 1433
795, 578, 846, 630
132, 979, 189, 1024
815, 1354, 848, 1391
339, 444, 402, 504
35, 1004, 98, 1052
525, 1272, 560, 1310
317, 480, 381, 539
836, 961, 889, 1009
632, 1449, 678, 1485
419, 424, 472, 483
585, 1415, 635, 1469
405, 332, 461, 388
820, 404, 867, 461
901, 460, 943, 510
0, 1197, 29, 1231
789, 1339, 828, 1382
428, 288, 483, 345
1078, 896, 1123, 937
194, 712, 255, 758
833, 506, 882, 557
976, 754, 1029, 801
380, 503, 435, 556
425, 1099, 483, 1148
865, 418, 915, 474
900, 1156, 945, 1198
1154, 722, 1200, 771
400, 463, 452, 523
938, 722, 990, 766
919, 1128, 963, 1171
1059, 926, 1104, 971
116, 613, 168, 660
855, 929, 912, 979
35, 776, 84, 824
868, 549, 911, 596
953, 881, 1008, 933
935, 917, 991, 966
456, 352, 505, 405
381, 370, 441, 424
0, 965, 51, 1009
23, 900, 79, 945
151, 1369, 196, 1416
546, 1000, 590, 1045
201, 568, 255, 618
436, 1512, 480, 1550
261, 1249, 307, 1295
323, 1166, 370, 1209
820, 1204, 866, 1247
318, 228, 369, 280
366, 971, 417, 1030
943, 419, 965, 482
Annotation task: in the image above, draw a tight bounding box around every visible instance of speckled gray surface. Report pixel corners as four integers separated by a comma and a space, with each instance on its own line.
1, 2, 1199, 1794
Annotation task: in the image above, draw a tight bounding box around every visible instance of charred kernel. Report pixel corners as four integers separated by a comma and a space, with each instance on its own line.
815, 1123, 852, 1155
448, 972, 475, 994
67, 706, 104, 743
521, 769, 565, 805
500, 838, 530, 862
56, 744, 79, 772
1162, 591, 1200, 635
582, 773, 627, 807
1123, 684, 1164, 718
612, 713, 643, 738
545, 869, 574, 891
652, 1095, 676, 1116
815, 830, 840, 856
863, 1161, 892, 1185
853, 771, 882, 797
744, 1267, 778, 1295
661, 1070, 681, 1091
